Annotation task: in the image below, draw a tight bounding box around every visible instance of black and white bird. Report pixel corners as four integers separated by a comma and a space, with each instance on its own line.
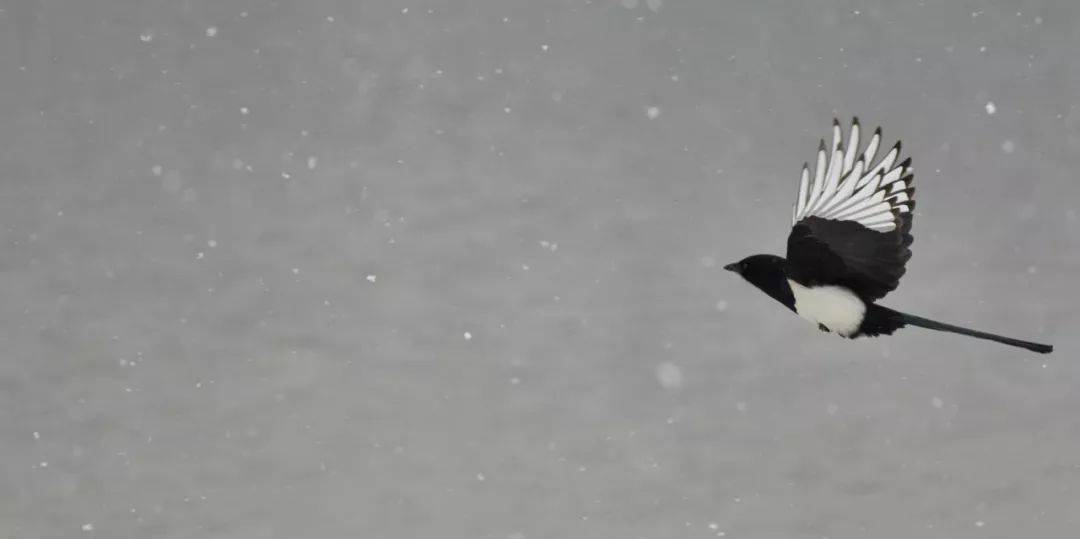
725, 118, 1052, 354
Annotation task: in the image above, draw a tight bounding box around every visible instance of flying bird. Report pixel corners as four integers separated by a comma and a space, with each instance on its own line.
725, 118, 1052, 354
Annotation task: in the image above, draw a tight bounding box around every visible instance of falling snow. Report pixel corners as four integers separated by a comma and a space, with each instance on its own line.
6, 3, 1075, 536
656, 362, 684, 390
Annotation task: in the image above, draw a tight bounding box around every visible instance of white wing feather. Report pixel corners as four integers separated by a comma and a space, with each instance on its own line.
816, 159, 863, 217
842, 121, 859, 174
791, 118, 912, 232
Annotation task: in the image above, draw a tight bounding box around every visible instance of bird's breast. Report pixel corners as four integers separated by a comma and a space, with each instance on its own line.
786, 279, 866, 337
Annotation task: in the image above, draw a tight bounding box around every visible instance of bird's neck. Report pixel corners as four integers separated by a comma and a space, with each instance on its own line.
747, 259, 796, 311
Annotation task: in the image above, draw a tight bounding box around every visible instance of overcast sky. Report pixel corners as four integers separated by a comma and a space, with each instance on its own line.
1, 0, 1078, 537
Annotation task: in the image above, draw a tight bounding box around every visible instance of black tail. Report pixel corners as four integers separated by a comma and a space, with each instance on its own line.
865, 306, 1053, 354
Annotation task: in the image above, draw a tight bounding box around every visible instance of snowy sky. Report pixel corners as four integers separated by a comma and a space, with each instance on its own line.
1, 0, 1078, 537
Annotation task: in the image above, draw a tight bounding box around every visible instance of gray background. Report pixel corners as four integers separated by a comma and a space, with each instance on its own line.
1, 0, 1077, 537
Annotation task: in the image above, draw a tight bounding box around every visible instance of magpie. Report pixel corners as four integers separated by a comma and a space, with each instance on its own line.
725, 118, 1052, 354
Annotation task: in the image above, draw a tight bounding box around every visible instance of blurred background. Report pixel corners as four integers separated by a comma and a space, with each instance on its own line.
1, 0, 1077, 537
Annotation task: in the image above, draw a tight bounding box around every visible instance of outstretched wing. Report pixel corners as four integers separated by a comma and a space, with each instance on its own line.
786, 118, 914, 301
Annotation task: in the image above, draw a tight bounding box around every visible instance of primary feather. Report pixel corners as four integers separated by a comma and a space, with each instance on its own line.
793, 118, 912, 232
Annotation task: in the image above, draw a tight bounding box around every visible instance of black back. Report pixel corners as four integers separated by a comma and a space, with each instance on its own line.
786, 214, 913, 302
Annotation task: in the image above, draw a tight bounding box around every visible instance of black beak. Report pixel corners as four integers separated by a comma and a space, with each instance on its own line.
723, 263, 739, 272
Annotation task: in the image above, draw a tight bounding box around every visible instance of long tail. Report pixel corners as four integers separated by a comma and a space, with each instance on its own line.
867, 306, 1053, 354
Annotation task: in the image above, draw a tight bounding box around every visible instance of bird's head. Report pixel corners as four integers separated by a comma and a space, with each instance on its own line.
724, 254, 787, 286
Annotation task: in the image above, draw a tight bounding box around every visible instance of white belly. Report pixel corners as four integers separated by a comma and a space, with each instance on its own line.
787, 280, 866, 337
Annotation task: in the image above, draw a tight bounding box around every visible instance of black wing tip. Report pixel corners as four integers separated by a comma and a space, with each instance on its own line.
899, 157, 913, 169
852, 116, 860, 127
819, 139, 827, 151
874, 126, 882, 136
